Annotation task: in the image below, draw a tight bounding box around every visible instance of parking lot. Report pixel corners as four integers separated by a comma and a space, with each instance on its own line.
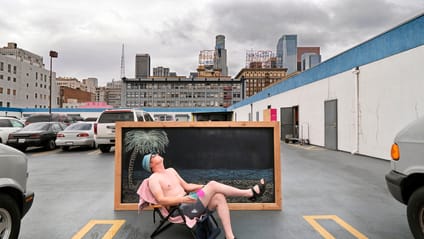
18, 143, 412, 239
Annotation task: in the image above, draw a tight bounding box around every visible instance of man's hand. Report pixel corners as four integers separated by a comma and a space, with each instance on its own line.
182, 195, 197, 204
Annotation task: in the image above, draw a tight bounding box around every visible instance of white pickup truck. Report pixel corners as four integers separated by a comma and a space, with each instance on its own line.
0, 143, 34, 239
385, 116, 424, 239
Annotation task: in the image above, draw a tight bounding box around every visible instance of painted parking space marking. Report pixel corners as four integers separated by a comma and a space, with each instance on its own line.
30, 149, 61, 157
72, 220, 125, 239
88, 149, 101, 155
303, 215, 368, 239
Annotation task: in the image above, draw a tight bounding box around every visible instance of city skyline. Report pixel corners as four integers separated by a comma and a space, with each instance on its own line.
1, 0, 422, 86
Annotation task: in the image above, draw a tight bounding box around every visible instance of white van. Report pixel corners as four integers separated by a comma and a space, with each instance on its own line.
385, 116, 424, 239
94, 109, 154, 153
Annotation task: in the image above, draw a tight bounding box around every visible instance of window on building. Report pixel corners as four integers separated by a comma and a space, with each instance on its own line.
0, 101, 2, 106
0, 75, 3, 80
13, 89, 16, 95
13, 78, 16, 82
35, 93, 37, 98
7, 76, 10, 81
7, 64, 11, 73
0, 62, 3, 71
6, 102, 10, 107
7, 89, 10, 95
36, 72, 38, 80
13, 66, 16, 74
0, 88, 2, 94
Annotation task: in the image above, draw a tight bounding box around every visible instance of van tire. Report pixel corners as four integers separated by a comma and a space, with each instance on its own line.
99, 145, 111, 153
407, 186, 424, 239
0, 194, 21, 239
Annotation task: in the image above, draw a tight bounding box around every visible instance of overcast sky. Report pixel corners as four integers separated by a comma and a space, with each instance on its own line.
1, 0, 422, 86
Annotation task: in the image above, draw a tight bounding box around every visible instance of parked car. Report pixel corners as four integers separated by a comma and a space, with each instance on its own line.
0, 117, 25, 144
0, 143, 34, 238
84, 117, 98, 122
67, 115, 84, 122
94, 109, 154, 153
385, 116, 424, 239
24, 113, 74, 126
7, 122, 66, 152
56, 122, 96, 151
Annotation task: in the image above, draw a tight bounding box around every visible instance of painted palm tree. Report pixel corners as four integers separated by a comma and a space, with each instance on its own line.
125, 129, 169, 190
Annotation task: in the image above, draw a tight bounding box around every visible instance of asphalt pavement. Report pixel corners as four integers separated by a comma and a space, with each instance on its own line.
19, 143, 412, 239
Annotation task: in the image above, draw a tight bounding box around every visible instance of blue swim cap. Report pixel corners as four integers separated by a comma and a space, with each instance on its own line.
142, 153, 152, 173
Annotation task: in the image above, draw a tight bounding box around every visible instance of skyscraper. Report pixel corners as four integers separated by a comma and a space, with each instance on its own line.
135, 54, 150, 78
214, 35, 228, 76
282, 35, 297, 74
276, 35, 298, 74
276, 38, 284, 68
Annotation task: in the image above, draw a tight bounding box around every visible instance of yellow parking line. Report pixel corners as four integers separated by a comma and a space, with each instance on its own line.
71, 220, 125, 239
30, 149, 60, 157
88, 149, 101, 155
303, 215, 368, 239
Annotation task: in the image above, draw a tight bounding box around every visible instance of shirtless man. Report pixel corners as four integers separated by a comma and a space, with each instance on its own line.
143, 153, 266, 239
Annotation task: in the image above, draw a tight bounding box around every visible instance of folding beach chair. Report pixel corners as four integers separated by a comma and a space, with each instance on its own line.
137, 179, 221, 239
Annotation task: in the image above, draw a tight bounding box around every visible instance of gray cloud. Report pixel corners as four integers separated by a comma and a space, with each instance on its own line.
0, 0, 422, 85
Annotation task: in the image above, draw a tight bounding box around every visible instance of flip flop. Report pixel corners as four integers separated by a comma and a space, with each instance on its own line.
248, 179, 266, 202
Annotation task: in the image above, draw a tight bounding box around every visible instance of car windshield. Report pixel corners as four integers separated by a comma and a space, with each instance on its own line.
24, 123, 50, 131
98, 112, 134, 123
65, 123, 92, 131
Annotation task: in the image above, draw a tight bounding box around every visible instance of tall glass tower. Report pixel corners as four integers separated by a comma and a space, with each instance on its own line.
276, 35, 297, 74
214, 35, 228, 76
276, 37, 284, 68
283, 35, 297, 74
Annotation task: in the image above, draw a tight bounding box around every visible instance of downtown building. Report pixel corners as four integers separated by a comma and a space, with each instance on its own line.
121, 76, 242, 108
0, 42, 59, 108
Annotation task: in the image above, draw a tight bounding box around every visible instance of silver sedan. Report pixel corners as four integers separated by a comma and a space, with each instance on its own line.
55, 122, 96, 151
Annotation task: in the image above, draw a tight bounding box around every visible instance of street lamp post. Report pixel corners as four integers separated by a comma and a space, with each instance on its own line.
49, 51, 58, 114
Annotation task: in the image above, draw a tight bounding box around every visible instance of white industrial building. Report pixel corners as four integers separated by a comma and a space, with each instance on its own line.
229, 13, 424, 160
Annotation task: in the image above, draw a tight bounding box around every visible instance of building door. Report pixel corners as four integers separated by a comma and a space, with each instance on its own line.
324, 99, 338, 150
280, 106, 299, 141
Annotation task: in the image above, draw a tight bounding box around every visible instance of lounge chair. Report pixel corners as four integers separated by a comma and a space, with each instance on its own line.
137, 179, 221, 239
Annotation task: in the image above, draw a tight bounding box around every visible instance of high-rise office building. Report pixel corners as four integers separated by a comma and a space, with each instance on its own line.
281, 35, 297, 74
301, 53, 321, 71
153, 66, 170, 77
0, 42, 59, 108
135, 54, 150, 78
297, 47, 320, 71
213, 35, 228, 76
276, 38, 284, 68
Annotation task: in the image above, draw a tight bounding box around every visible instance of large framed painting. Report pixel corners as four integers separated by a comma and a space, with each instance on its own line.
114, 121, 281, 210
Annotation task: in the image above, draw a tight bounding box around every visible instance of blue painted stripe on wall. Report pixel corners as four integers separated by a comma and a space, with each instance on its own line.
1, 107, 227, 114
228, 13, 424, 110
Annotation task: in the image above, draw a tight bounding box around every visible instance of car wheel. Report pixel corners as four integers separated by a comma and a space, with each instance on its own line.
45, 140, 56, 150
407, 186, 424, 239
0, 194, 21, 239
61, 146, 70, 151
99, 145, 111, 153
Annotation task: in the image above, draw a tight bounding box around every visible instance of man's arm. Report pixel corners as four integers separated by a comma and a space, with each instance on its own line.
168, 168, 203, 192
149, 175, 196, 206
